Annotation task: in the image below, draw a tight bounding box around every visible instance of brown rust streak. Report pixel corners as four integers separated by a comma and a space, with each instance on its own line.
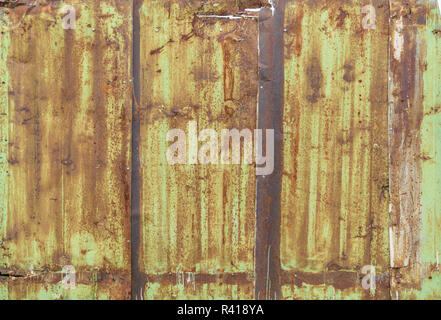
221, 39, 235, 102
145, 272, 253, 285
388, 0, 427, 297
254, 1, 285, 300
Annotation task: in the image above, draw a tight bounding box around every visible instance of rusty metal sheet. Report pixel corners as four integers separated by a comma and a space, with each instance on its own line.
0, 0, 132, 299
0, 0, 440, 301
389, 0, 441, 299
280, 0, 390, 299
135, 0, 258, 299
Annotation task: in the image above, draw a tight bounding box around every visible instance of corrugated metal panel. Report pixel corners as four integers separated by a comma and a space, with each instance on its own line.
0, 0, 132, 299
280, 0, 390, 300
135, 0, 258, 299
419, 0, 441, 299
389, 0, 441, 299
0, 0, 440, 300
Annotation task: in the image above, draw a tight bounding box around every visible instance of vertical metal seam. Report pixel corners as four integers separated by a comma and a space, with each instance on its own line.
387, 0, 393, 300
254, 0, 285, 300
131, 0, 142, 300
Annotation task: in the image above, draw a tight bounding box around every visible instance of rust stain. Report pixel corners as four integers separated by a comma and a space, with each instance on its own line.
335, 7, 349, 28
388, 0, 425, 289
145, 272, 253, 285
1, 0, 441, 300
137, 0, 258, 300
221, 39, 235, 102
0, 0, 132, 299
280, 0, 390, 300
388, 0, 441, 299
254, 3, 285, 300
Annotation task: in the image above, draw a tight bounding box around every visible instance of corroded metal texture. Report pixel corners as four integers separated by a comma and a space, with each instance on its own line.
157, 0, 269, 15
0, 0, 132, 299
254, 6, 283, 300
136, 0, 258, 299
0, 0, 441, 300
280, 0, 390, 299
389, 0, 441, 299
388, 0, 425, 297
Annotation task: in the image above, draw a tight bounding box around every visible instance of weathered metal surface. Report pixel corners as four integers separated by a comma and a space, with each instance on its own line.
0, 0, 132, 299
418, 0, 441, 299
280, 0, 390, 299
136, 0, 258, 299
154, 0, 269, 15
389, 0, 441, 299
254, 5, 283, 300
0, 0, 441, 301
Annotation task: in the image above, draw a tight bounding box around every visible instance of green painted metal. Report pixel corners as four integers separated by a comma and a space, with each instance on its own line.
0, 0, 440, 300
